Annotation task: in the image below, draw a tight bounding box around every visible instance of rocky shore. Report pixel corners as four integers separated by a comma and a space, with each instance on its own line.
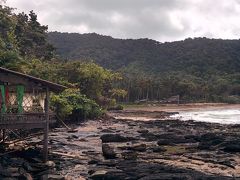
0, 110, 240, 179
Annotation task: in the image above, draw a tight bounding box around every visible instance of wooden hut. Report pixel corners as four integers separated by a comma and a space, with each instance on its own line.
0, 67, 66, 161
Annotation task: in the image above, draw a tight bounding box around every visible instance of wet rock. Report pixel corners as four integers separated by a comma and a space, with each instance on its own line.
67, 135, 78, 139
90, 170, 125, 180
47, 174, 65, 180
198, 142, 214, 150
198, 133, 225, 150
129, 144, 147, 152
219, 160, 235, 168
198, 133, 224, 143
18, 168, 33, 180
22, 162, 34, 171
88, 160, 99, 165
67, 129, 78, 133
137, 129, 149, 134
156, 133, 196, 146
157, 140, 173, 146
35, 170, 50, 177
100, 134, 134, 143
45, 161, 56, 168
97, 160, 117, 167
128, 122, 137, 127
79, 138, 88, 142
102, 144, 116, 159
151, 146, 166, 153
90, 170, 108, 180
101, 129, 114, 133
140, 132, 158, 141
121, 151, 138, 160
139, 173, 194, 180
0, 167, 20, 177
223, 144, 240, 153
184, 135, 199, 141
119, 144, 147, 152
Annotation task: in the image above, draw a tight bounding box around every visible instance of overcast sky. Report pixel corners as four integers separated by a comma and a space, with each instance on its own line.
5, 0, 240, 42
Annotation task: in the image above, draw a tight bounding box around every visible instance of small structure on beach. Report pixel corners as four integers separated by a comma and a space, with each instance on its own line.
0, 67, 66, 161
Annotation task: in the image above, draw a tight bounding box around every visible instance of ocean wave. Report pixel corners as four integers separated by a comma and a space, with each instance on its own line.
171, 109, 240, 124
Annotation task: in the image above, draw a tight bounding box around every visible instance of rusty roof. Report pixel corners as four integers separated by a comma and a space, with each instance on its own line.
0, 67, 67, 92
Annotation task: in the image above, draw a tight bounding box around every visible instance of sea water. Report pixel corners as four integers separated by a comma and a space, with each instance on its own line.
171, 109, 240, 124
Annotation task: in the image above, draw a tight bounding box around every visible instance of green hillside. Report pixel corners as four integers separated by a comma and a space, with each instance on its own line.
48, 32, 240, 74
48, 32, 240, 103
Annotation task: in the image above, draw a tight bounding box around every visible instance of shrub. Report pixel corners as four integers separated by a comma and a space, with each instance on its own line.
51, 89, 103, 121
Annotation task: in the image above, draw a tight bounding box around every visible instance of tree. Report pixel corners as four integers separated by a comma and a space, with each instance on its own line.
0, 5, 22, 69
15, 11, 54, 60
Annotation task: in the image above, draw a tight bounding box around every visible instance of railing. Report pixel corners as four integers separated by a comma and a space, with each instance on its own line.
0, 113, 56, 129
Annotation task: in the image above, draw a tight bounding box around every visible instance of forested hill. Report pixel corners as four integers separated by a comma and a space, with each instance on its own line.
48, 32, 240, 103
48, 32, 240, 77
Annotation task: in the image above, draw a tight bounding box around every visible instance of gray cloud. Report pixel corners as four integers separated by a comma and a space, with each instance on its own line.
5, 0, 240, 42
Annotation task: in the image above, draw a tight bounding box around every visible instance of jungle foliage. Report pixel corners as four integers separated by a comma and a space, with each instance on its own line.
51, 89, 103, 121
0, 4, 126, 120
48, 32, 240, 103
1, 2, 239, 112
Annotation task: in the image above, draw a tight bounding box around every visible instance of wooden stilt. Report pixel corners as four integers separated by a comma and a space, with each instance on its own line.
43, 88, 49, 162
3, 129, 5, 143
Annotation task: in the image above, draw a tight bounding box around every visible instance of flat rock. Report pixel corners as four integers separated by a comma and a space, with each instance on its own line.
47, 174, 65, 180
90, 170, 108, 180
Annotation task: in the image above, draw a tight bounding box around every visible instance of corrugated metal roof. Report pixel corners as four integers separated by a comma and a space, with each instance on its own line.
0, 67, 67, 92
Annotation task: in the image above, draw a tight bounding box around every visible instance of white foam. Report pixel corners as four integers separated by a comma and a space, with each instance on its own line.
171, 109, 240, 124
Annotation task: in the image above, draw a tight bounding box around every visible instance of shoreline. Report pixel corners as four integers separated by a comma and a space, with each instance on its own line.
124, 103, 240, 112
1, 108, 240, 179
56, 116, 240, 179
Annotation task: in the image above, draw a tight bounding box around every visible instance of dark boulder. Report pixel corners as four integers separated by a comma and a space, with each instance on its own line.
101, 134, 134, 143
151, 146, 167, 153
121, 151, 138, 160
102, 144, 117, 159
156, 133, 196, 145
197, 133, 225, 150
222, 144, 240, 153
157, 140, 173, 146
140, 132, 158, 141
137, 129, 149, 134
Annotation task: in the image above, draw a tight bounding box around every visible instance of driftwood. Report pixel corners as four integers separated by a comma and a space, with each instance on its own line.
6, 132, 43, 145
56, 115, 71, 130
51, 151, 76, 157
56, 116, 78, 133
51, 151, 88, 160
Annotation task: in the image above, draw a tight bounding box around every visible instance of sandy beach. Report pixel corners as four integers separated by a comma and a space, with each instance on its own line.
125, 103, 240, 112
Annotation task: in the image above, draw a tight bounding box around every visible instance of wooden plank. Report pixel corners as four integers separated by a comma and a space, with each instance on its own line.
0, 114, 56, 125
43, 88, 49, 162
0, 123, 45, 129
